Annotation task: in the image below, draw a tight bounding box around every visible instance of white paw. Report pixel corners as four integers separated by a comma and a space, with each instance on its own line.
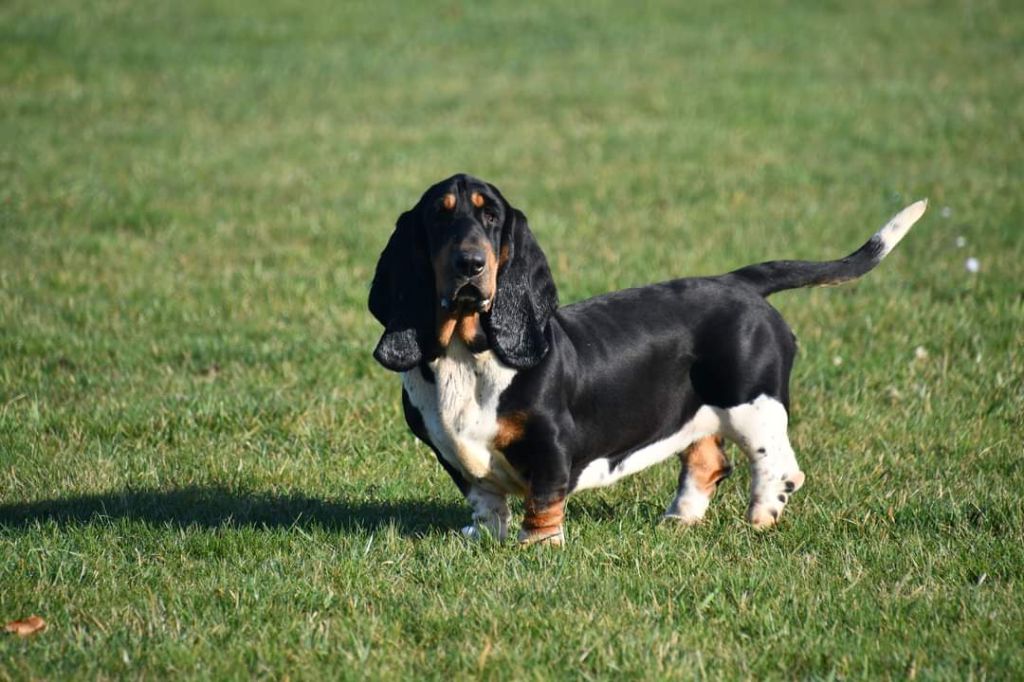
663, 492, 710, 526
461, 523, 507, 542
747, 470, 805, 529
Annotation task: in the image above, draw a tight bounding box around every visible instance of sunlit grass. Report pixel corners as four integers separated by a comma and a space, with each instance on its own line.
2, 0, 1022, 678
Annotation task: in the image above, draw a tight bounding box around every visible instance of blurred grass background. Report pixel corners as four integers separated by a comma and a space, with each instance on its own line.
1, 0, 1022, 678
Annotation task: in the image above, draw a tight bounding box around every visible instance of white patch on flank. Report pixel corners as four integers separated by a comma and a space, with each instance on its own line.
402, 339, 527, 494
875, 199, 928, 258
572, 406, 722, 492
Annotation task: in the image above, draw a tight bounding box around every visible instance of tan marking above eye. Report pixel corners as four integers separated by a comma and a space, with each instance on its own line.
470, 192, 485, 208
442, 193, 456, 211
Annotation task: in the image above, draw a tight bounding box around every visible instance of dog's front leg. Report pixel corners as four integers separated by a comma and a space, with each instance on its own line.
519, 491, 566, 547
461, 486, 511, 542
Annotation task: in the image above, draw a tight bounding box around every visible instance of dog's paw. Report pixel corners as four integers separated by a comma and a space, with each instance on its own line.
517, 526, 564, 547
662, 511, 705, 526
746, 471, 805, 529
461, 523, 507, 543
663, 492, 711, 526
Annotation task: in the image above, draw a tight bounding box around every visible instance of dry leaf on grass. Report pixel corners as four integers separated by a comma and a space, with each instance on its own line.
5, 615, 47, 637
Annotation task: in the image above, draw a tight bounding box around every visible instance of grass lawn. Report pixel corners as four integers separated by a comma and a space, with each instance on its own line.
2, 0, 1022, 678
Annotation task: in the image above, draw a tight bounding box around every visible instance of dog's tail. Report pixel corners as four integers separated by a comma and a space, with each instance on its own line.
724, 200, 928, 298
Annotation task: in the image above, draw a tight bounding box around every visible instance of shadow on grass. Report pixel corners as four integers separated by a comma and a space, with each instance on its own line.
0, 486, 465, 537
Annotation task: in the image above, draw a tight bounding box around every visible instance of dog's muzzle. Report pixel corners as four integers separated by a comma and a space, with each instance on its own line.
440, 282, 491, 314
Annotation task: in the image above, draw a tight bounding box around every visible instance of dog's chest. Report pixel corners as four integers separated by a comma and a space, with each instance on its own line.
402, 341, 525, 492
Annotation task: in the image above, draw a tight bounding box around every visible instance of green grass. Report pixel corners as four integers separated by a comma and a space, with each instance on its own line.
2, 0, 1022, 678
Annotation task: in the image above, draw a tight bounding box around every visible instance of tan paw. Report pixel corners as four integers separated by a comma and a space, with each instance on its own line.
517, 526, 564, 547
746, 504, 781, 529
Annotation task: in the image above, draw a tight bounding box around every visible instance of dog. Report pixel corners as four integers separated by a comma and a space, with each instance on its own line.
369, 174, 926, 545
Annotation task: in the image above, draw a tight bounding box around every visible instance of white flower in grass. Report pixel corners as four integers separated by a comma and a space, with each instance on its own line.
965, 257, 980, 273
832, 356, 843, 367
955, 235, 966, 248
941, 206, 953, 219
914, 346, 928, 360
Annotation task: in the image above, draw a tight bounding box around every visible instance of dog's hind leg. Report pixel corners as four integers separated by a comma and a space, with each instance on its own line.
720, 396, 806, 528
461, 486, 511, 541
663, 435, 732, 525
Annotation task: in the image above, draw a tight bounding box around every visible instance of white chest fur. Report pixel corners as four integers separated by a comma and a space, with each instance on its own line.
402, 341, 526, 494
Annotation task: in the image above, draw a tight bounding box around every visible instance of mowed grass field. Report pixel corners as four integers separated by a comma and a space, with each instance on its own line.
2, 0, 1022, 678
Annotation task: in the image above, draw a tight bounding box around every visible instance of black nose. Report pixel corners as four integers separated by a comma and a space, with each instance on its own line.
454, 249, 486, 277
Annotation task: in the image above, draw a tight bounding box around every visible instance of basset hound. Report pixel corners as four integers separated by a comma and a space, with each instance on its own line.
369, 174, 927, 546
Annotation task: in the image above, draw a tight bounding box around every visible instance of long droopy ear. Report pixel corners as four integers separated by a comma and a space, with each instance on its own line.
368, 209, 436, 371
486, 206, 559, 368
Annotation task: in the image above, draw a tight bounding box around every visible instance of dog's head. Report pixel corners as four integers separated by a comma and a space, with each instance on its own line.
369, 174, 558, 372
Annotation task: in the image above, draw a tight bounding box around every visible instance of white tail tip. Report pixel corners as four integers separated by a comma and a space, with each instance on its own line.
877, 199, 928, 256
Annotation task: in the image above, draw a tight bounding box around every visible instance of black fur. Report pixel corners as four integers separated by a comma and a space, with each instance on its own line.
494, 277, 797, 496
485, 206, 559, 369
725, 234, 886, 296
369, 209, 436, 371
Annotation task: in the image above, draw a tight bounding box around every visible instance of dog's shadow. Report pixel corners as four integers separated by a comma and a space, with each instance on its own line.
0, 485, 465, 537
